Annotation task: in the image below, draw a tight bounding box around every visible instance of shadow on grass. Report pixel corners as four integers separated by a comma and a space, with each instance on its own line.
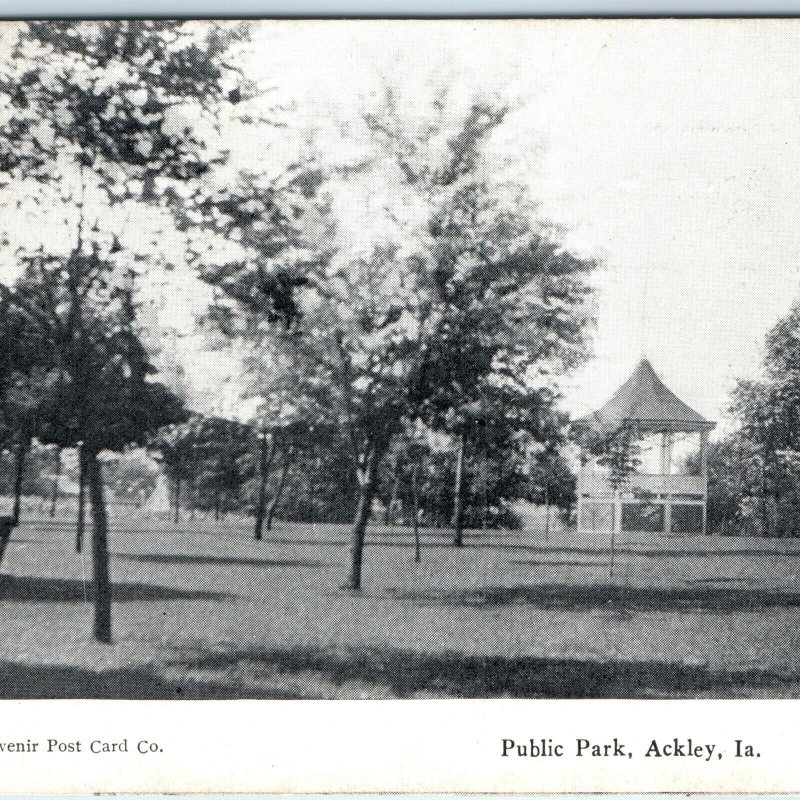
509, 560, 612, 569
0, 660, 298, 699
0, 574, 230, 602
166, 644, 800, 699
3, 644, 797, 698
386, 584, 800, 613
114, 553, 331, 569
483, 544, 800, 558
250, 535, 445, 548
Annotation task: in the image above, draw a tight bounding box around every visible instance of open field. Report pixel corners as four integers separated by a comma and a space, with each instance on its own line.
1, 510, 800, 698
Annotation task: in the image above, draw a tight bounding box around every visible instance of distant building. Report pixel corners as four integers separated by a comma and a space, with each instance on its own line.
144, 469, 171, 516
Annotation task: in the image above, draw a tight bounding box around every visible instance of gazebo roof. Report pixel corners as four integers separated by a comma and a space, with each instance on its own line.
579, 358, 715, 433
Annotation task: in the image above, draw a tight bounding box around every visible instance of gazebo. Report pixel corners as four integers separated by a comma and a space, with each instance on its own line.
576, 358, 716, 536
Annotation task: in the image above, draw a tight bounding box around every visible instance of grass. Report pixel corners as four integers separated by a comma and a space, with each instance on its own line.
1, 507, 800, 698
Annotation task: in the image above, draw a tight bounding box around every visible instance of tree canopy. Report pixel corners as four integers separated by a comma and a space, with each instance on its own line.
183, 94, 597, 588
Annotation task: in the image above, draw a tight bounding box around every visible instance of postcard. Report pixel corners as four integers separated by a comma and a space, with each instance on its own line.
0, 17, 797, 794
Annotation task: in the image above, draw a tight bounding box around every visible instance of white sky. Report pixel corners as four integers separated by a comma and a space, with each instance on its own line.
236, 20, 800, 434
6, 20, 800, 432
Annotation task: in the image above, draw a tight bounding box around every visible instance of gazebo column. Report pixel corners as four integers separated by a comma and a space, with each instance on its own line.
700, 428, 709, 535
661, 432, 673, 535
660, 431, 673, 475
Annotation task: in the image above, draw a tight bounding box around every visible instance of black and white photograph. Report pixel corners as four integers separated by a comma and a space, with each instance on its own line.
0, 17, 798, 702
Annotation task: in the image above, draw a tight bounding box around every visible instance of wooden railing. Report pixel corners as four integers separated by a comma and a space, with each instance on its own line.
578, 472, 706, 497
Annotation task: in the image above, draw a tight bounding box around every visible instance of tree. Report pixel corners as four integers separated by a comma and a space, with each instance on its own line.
410, 458, 422, 563
151, 414, 253, 522
244, 380, 316, 540
201, 417, 252, 520
376, 423, 437, 561
574, 420, 642, 575
150, 417, 202, 524
686, 436, 752, 536
252, 429, 276, 539
0, 21, 240, 641
0, 438, 61, 517
360, 97, 595, 546
48, 446, 61, 517
0, 21, 243, 197
257, 428, 357, 525
375, 422, 529, 533
0, 287, 52, 524
104, 449, 160, 507
194, 192, 436, 588
265, 442, 293, 533
725, 302, 800, 537
3, 374, 42, 525
14, 247, 187, 640
527, 446, 576, 541
186, 97, 595, 590
467, 385, 572, 533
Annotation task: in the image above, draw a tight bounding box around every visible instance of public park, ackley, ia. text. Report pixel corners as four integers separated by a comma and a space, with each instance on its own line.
501, 738, 761, 761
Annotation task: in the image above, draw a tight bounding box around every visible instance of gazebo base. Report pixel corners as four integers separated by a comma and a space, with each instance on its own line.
577, 496, 706, 536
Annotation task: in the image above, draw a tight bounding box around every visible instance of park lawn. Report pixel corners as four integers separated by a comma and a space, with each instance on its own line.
1, 511, 800, 698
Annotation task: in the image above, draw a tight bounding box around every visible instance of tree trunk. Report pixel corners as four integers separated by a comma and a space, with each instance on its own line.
480, 443, 488, 530
760, 458, 770, 537
308, 457, 317, 525
85, 450, 112, 644
49, 448, 61, 518
254, 432, 276, 541
173, 476, 181, 525
214, 491, 221, 522
11, 438, 27, 526
76, 449, 85, 553
346, 444, 381, 592
766, 494, 778, 538
544, 484, 550, 543
384, 469, 400, 526
0, 516, 12, 571
609, 489, 618, 579
412, 461, 421, 563
266, 450, 291, 533
188, 474, 197, 521
451, 432, 466, 547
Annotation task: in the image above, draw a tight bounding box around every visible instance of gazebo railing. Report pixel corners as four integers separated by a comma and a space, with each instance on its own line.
578, 472, 706, 497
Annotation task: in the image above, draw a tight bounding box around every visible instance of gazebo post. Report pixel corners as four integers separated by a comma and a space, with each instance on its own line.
700, 428, 709, 535
699, 428, 709, 477
575, 453, 588, 535
661, 431, 673, 535
660, 431, 672, 476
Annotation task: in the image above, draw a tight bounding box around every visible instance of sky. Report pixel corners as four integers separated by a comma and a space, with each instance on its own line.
5, 20, 800, 433
225, 20, 800, 432
234, 20, 800, 429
